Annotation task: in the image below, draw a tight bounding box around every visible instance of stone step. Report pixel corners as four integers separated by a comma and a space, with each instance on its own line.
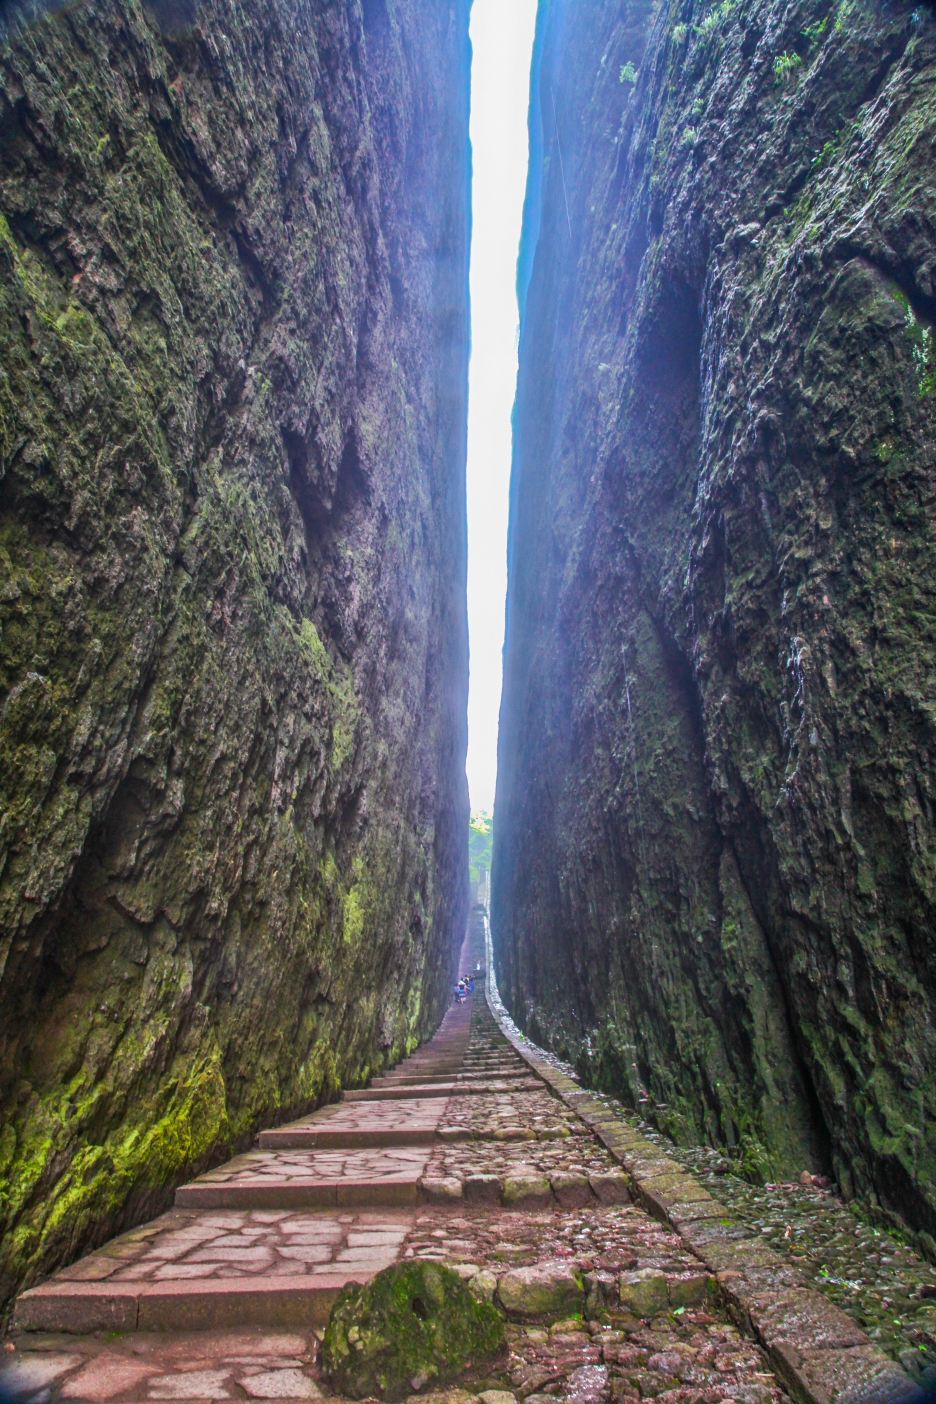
343, 1082, 460, 1101
460, 1061, 527, 1072
370, 1071, 464, 1085
174, 1147, 431, 1210
398, 1047, 467, 1055
10, 947, 477, 1345
258, 1095, 446, 1150
8, 924, 853, 1404
175, 1177, 423, 1209
257, 1126, 438, 1149
461, 1066, 525, 1075
14, 1206, 412, 1335
371, 1071, 522, 1087
344, 1079, 538, 1101
15, 1272, 364, 1334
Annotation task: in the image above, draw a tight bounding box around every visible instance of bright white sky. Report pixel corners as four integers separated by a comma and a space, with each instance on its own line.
466, 0, 539, 817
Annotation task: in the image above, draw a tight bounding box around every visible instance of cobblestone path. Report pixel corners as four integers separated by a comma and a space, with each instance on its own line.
1, 927, 921, 1404
593, 1111, 936, 1391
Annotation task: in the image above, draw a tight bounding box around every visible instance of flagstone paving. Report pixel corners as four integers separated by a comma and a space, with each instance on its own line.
2, 923, 920, 1404
259, 1100, 445, 1150
43, 1211, 413, 1285
174, 1148, 433, 1209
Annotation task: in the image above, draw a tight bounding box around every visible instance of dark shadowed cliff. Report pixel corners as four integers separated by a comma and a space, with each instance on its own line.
0, 0, 470, 1306
494, 0, 936, 1251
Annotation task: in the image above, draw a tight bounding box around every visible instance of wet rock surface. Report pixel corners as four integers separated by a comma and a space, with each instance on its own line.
496, 988, 936, 1389
0, 0, 470, 1307
387, 988, 792, 1404
621, 1105, 936, 1392
482, 919, 927, 1403
493, 0, 936, 1251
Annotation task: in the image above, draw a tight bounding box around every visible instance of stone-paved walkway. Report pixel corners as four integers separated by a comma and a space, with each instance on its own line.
0, 924, 915, 1404
610, 1116, 936, 1392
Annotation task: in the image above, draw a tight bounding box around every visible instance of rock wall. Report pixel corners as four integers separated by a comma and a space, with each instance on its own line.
494, 0, 936, 1249
0, 0, 470, 1306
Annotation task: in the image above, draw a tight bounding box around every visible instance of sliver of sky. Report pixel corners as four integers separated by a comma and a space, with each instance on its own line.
466, 0, 538, 817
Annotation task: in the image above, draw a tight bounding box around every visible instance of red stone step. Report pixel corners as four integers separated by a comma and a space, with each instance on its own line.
343, 1083, 460, 1101
173, 1145, 433, 1209
175, 1176, 423, 1210
257, 1127, 438, 1149
371, 1071, 464, 1084
372, 1068, 524, 1085
343, 1079, 537, 1101
11, 969, 480, 1340
257, 1094, 445, 1149
14, 1206, 412, 1335
15, 1271, 373, 1333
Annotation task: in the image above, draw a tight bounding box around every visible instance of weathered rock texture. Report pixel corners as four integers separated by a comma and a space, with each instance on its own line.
0, 0, 470, 1307
494, 0, 936, 1251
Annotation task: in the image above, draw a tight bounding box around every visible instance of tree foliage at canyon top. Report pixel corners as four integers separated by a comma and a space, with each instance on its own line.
469, 810, 493, 884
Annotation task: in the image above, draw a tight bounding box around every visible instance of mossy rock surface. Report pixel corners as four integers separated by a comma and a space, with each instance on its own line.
323, 1261, 505, 1400
0, 0, 470, 1309
493, 0, 936, 1243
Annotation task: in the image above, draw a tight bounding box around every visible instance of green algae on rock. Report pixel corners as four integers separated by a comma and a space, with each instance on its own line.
494, 0, 936, 1250
0, 0, 470, 1311
323, 1261, 506, 1401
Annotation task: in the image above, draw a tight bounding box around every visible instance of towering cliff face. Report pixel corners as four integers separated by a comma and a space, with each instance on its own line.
494, 0, 936, 1247
0, 0, 470, 1306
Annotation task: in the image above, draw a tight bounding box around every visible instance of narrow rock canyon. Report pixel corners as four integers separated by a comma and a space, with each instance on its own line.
2, 0, 936, 1397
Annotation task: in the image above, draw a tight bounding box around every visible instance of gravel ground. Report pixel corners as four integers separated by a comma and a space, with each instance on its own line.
402, 1203, 787, 1404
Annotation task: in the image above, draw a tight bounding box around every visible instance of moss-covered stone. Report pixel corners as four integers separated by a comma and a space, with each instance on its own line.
0, 0, 470, 1310
495, 0, 936, 1245
617, 1271, 668, 1319
322, 1261, 505, 1401
495, 1262, 584, 1320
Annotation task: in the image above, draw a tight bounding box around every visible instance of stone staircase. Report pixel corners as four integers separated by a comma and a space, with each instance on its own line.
4, 925, 925, 1404
10, 933, 546, 1341
13, 986, 476, 1336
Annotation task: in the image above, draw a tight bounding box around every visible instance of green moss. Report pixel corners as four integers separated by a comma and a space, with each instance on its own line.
296, 614, 360, 770
323, 1261, 505, 1400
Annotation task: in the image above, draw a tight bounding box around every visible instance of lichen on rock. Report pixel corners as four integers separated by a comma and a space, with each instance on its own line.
322, 1261, 505, 1401
495, 1261, 584, 1321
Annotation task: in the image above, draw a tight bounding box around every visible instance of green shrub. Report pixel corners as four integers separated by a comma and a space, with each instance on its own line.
773, 50, 802, 82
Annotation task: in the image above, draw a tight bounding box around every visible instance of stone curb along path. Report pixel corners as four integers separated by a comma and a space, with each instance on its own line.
482, 925, 922, 1404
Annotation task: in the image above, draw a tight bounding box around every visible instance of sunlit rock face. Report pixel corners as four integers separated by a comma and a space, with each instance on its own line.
0, 0, 470, 1304
494, 0, 936, 1246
